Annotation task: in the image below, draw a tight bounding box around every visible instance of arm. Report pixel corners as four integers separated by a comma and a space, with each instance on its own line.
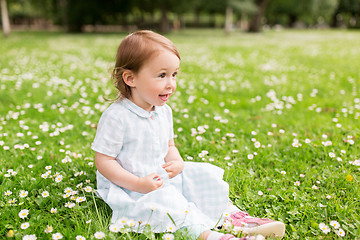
162, 139, 184, 179
95, 152, 163, 194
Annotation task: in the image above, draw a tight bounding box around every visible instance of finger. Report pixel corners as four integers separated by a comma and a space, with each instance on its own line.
153, 175, 162, 181
164, 164, 175, 170
155, 179, 164, 187
149, 172, 160, 177
166, 169, 174, 175
149, 173, 161, 180
162, 162, 172, 168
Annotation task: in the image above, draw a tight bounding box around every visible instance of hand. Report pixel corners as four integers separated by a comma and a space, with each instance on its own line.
136, 173, 163, 194
162, 161, 184, 179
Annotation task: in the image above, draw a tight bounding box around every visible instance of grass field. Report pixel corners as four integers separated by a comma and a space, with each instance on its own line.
0, 29, 359, 239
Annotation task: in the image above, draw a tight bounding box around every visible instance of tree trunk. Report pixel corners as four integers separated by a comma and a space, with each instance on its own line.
173, 15, 180, 31
330, 10, 339, 28
210, 13, 216, 27
288, 14, 298, 27
160, 4, 169, 33
225, 6, 233, 35
61, 0, 84, 33
1, 0, 11, 37
194, 9, 200, 27
179, 14, 185, 29
248, 0, 271, 32
240, 13, 248, 31
349, 12, 357, 27
59, 0, 68, 31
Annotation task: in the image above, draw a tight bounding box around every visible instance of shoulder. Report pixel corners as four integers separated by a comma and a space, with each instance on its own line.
157, 104, 173, 119
99, 101, 127, 123
161, 104, 173, 115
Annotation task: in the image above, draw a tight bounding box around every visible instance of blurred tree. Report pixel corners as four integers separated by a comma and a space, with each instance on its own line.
191, 0, 205, 27
203, 0, 226, 27
131, 0, 190, 33
6, 0, 54, 27
267, 0, 311, 26
155, 0, 190, 32
228, 0, 257, 31
248, 0, 271, 32
171, 0, 196, 29
56, 0, 131, 32
331, 0, 360, 27
1, 0, 11, 37
225, 0, 257, 34
267, 0, 339, 27
309, 0, 339, 25
225, 5, 233, 34
4, 0, 352, 32
60, 0, 99, 32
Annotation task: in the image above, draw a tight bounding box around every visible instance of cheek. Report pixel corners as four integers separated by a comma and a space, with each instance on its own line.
149, 83, 163, 94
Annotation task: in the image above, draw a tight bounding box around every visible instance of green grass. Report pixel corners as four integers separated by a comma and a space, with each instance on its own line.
0, 29, 359, 239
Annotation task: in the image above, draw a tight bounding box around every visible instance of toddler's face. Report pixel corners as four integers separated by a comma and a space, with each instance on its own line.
130, 50, 180, 112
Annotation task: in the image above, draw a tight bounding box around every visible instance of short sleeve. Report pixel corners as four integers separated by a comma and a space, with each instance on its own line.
164, 104, 174, 140
91, 109, 124, 157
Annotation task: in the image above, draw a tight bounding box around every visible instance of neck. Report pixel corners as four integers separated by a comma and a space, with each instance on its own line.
128, 96, 154, 112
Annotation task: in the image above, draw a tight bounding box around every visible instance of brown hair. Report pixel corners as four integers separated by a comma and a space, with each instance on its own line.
112, 30, 181, 100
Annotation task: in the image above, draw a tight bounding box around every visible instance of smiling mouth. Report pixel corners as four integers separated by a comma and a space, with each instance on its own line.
159, 94, 171, 102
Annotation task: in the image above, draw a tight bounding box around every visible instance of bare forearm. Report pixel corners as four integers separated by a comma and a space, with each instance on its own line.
164, 145, 184, 164
95, 152, 163, 194
95, 152, 140, 192
163, 144, 184, 178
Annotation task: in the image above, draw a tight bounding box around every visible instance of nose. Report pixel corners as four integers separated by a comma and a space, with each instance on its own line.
166, 77, 176, 90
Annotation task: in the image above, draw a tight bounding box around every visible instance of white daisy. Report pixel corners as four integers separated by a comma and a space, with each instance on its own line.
109, 224, 121, 233
21, 222, 30, 229
42, 191, 50, 198
330, 220, 340, 229
52, 232, 63, 239
19, 190, 28, 198
19, 209, 29, 219
93, 231, 105, 239
336, 228, 345, 237
162, 233, 174, 240
319, 223, 330, 234
44, 225, 53, 233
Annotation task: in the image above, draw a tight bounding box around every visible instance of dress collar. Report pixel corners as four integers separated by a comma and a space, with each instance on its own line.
120, 98, 159, 119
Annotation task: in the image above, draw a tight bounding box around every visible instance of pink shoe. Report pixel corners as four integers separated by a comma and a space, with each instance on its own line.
229, 211, 285, 238
219, 234, 238, 240
220, 234, 265, 240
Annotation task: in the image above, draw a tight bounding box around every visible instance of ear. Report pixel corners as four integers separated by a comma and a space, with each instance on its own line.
122, 70, 136, 87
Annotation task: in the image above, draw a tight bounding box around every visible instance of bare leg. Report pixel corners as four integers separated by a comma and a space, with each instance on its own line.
197, 230, 212, 240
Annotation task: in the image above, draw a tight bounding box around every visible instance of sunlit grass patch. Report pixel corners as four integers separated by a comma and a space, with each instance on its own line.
0, 29, 359, 239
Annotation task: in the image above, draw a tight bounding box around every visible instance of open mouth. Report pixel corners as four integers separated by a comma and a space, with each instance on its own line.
159, 94, 170, 102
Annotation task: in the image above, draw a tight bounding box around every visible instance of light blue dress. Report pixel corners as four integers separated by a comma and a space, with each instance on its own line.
91, 98, 229, 234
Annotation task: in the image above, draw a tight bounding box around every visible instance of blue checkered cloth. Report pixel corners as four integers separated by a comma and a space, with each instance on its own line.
92, 98, 229, 236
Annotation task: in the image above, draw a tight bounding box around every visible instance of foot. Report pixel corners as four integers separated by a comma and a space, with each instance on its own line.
226, 211, 285, 238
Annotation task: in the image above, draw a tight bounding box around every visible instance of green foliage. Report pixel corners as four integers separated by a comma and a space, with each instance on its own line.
267, 0, 340, 26
229, 0, 257, 14
0, 29, 359, 239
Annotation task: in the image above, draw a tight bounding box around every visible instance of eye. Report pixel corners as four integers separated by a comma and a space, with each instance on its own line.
172, 72, 178, 78
158, 73, 166, 78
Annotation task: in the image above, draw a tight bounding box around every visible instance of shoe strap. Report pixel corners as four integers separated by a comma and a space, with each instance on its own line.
219, 234, 237, 240
231, 211, 249, 219
230, 211, 274, 227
